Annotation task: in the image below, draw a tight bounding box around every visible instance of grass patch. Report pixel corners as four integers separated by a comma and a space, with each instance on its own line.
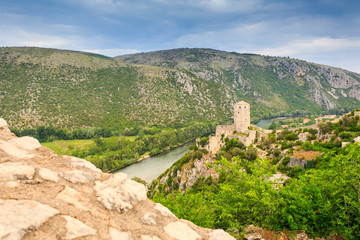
42, 136, 137, 155
42, 139, 94, 154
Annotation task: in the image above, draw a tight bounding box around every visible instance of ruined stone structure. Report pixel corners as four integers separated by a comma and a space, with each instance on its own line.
201, 101, 256, 154
234, 101, 250, 132
355, 110, 360, 118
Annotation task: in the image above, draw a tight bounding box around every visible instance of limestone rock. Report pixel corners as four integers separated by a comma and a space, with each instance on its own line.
6, 181, 19, 188
94, 172, 147, 212
109, 227, 132, 240
288, 157, 308, 169
0, 140, 33, 159
62, 215, 97, 239
164, 221, 202, 240
56, 187, 107, 219
141, 235, 161, 240
141, 212, 157, 225
0, 162, 35, 181
244, 225, 263, 240
354, 136, 360, 143
244, 232, 263, 240
208, 229, 235, 240
9, 136, 41, 151
0, 199, 59, 240
56, 187, 94, 212
294, 230, 311, 240
268, 173, 290, 185
0, 118, 8, 129
68, 156, 102, 173
154, 203, 177, 218
61, 170, 100, 184
38, 167, 59, 182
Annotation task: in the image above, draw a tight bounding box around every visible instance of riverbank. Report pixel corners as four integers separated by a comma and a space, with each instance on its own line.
108, 139, 195, 173
113, 140, 195, 182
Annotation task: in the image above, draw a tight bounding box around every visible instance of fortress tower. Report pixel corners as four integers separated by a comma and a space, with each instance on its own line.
234, 101, 250, 132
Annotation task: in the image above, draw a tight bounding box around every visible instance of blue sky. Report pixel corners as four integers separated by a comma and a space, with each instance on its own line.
1, 0, 359, 73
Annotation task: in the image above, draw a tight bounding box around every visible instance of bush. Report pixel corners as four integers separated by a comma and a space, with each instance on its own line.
193, 151, 203, 160
245, 146, 257, 161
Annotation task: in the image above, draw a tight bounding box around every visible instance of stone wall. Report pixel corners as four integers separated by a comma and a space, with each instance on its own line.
288, 157, 308, 169
0, 118, 234, 240
215, 125, 235, 136
234, 101, 250, 132
209, 135, 221, 154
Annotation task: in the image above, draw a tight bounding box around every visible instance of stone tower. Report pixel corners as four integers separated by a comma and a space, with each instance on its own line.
234, 101, 250, 132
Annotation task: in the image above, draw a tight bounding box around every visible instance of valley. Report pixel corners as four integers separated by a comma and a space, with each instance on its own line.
1, 46, 360, 239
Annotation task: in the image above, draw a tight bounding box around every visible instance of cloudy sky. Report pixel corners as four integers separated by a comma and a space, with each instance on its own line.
1, 0, 359, 72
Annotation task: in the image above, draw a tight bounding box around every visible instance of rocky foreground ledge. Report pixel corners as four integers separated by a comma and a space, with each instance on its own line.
0, 118, 234, 240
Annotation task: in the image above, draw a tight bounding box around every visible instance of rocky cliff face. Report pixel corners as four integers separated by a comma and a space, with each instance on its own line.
0, 118, 234, 240
116, 48, 360, 113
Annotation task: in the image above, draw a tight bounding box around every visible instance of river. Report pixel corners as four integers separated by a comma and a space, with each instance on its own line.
115, 117, 290, 182
255, 117, 290, 129
114, 141, 194, 183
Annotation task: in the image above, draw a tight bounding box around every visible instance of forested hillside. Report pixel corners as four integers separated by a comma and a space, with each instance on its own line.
0, 47, 232, 129
150, 111, 360, 239
117, 48, 360, 121
1, 47, 360, 130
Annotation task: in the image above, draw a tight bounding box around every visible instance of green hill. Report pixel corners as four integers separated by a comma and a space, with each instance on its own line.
116, 48, 360, 121
0, 47, 232, 129
1, 47, 360, 130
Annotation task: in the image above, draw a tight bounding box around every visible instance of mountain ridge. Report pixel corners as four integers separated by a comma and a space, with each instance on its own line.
1, 46, 359, 130
115, 48, 360, 114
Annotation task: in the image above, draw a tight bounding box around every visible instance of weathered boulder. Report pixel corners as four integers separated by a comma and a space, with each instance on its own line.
0, 118, 8, 129
141, 212, 157, 225
164, 221, 202, 240
154, 203, 177, 218
0, 140, 33, 159
9, 136, 41, 151
0, 162, 35, 181
68, 156, 102, 173
109, 227, 132, 240
208, 229, 235, 240
61, 169, 100, 184
94, 172, 147, 212
243, 225, 264, 240
57, 187, 91, 210
38, 167, 59, 182
0, 199, 59, 240
62, 215, 97, 239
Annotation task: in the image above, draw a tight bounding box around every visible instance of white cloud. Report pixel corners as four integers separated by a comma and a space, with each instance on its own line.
257, 37, 360, 56
174, 22, 268, 49
193, 0, 264, 13
83, 48, 140, 57
0, 25, 90, 50
71, 0, 264, 14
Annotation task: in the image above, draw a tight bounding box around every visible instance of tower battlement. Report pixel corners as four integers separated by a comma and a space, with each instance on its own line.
234, 101, 250, 132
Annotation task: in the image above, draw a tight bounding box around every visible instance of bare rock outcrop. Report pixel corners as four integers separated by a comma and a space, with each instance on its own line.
0, 199, 59, 240
0, 117, 234, 240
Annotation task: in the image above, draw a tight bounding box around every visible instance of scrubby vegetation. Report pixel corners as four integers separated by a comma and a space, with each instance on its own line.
38, 122, 215, 172
1, 47, 360, 131
150, 112, 360, 239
